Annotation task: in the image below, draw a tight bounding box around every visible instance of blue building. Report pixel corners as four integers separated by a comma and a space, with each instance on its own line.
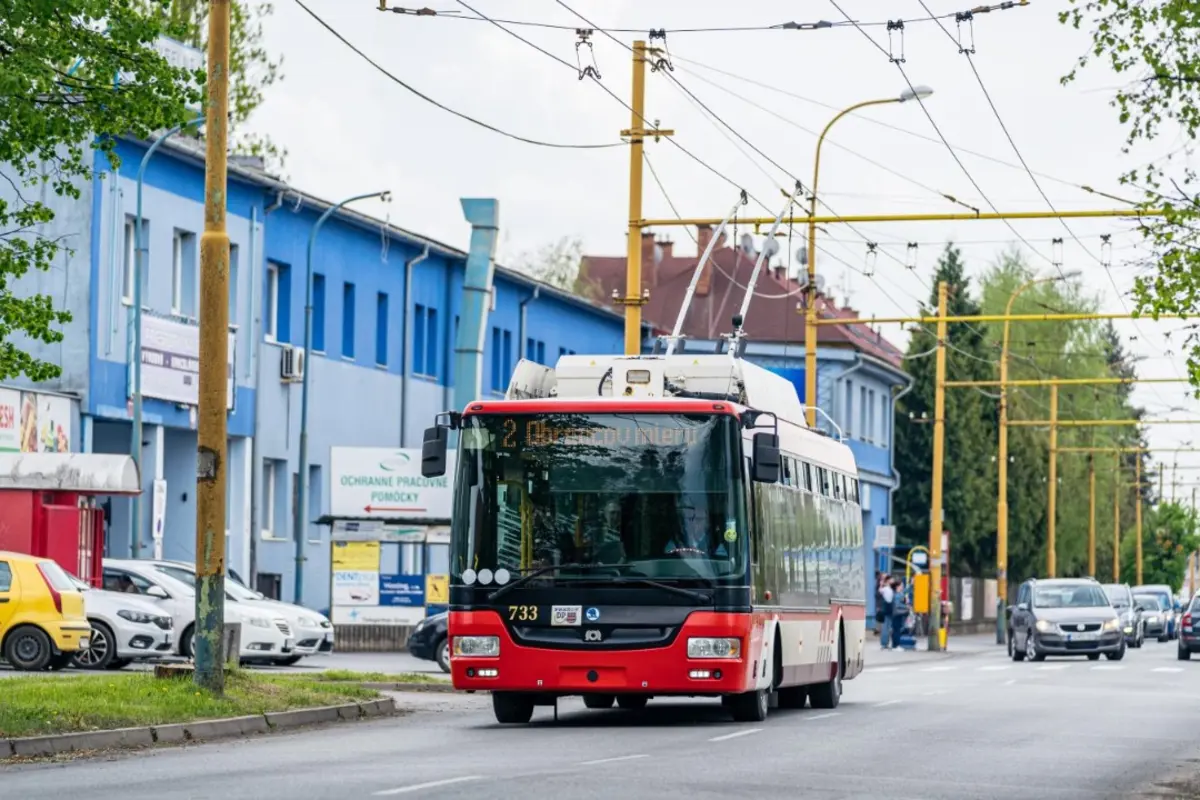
4, 133, 638, 612
583, 228, 912, 625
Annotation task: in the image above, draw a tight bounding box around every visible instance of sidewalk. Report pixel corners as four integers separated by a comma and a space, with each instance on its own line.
865, 632, 1002, 666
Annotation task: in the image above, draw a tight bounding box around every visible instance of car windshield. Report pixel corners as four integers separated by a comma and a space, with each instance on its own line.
1103, 585, 1131, 607
38, 560, 78, 592
1033, 585, 1110, 608
1135, 595, 1160, 612
451, 412, 749, 585
154, 564, 257, 601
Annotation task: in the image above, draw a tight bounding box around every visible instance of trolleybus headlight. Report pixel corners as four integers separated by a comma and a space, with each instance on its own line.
453, 635, 500, 657
687, 637, 740, 658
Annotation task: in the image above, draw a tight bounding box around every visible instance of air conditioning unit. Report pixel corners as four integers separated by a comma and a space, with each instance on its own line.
281, 345, 306, 382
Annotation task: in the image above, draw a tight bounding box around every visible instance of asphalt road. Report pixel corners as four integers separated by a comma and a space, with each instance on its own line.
5, 639, 1200, 799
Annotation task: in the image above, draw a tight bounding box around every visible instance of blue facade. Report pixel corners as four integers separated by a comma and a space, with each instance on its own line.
4, 135, 633, 611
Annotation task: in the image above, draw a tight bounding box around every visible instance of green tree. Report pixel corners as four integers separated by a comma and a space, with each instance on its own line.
1121, 502, 1198, 591
154, 0, 283, 163
0, 1, 198, 381
892, 243, 998, 578
513, 237, 606, 302
1059, 1, 1200, 387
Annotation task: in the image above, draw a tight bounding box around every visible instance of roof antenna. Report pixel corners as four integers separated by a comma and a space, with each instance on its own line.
733, 181, 803, 330
663, 190, 747, 356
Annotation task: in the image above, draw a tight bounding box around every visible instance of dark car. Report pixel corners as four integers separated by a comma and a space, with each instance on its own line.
1178, 593, 1200, 661
1103, 583, 1144, 647
1008, 578, 1124, 662
1135, 594, 1168, 640
407, 611, 449, 672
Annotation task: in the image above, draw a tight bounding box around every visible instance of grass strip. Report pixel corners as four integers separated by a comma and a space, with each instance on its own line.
0, 671, 380, 739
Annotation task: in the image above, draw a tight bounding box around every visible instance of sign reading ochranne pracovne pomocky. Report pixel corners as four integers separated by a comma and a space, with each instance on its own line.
329, 447, 456, 520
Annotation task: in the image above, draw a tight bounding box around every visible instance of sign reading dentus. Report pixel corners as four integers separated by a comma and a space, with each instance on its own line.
330, 447, 456, 520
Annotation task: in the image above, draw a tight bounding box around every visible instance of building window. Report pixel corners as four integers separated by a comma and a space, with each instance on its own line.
262, 459, 278, 537
868, 390, 877, 444
229, 244, 240, 324
843, 380, 853, 437
859, 386, 868, 442
122, 217, 136, 305
502, 329, 512, 385
526, 337, 546, 363
558, 347, 576, 358
414, 304, 428, 375
376, 292, 389, 366
342, 281, 356, 359
266, 262, 288, 342
490, 326, 502, 391
312, 273, 326, 352
400, 542, 424, 574
171, 230, 197, 317
255, 573, 282, 600
425, 306, 437, 377
881, 394, 890, 448
306, 464, 322, 543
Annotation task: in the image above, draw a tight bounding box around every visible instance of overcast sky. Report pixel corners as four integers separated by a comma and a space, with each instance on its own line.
249, 0, 1200, 477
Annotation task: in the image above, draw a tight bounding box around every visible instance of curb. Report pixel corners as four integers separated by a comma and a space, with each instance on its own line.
359, 681, 467, 694
0, 696, 397, 760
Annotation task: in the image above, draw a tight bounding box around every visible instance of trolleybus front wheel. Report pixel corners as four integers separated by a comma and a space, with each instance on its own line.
492, 692, 535, 724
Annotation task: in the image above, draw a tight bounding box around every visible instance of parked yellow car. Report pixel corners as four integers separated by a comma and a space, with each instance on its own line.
0, 550, 91, 671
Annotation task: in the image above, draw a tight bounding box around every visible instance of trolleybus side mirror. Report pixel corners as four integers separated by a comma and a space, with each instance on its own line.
750, 432, 780, 483
421, 425, 449, 478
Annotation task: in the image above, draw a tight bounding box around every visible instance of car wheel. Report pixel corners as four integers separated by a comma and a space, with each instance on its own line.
1179, 644, 1191, 661
1025, 630, 1045, 662
271, 655, 304, 666
179, 624, 195, 659
47, 652, 73, 671
1087, 653, 1101, 661
1106, 641, 1125, 661
492, 692, 535, 724
107, 659, 132, 670
728, 687, 770, 722
1010, 630, 1025, 662
435, 638, 450, 673
1159, 632, 1170, 643
809, 636, 844, 710
72, 620, 115, 670
3, 625, 54, 671
617, 695, 649, 711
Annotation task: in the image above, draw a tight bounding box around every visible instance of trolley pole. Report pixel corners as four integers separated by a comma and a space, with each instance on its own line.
194, 0, 232, 694
617, 40, 671, 355
926, 280, 948, 652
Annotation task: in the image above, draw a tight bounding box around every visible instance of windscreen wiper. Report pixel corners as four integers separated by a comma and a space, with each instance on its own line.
486, 562, 621, 603
608, 576, 712, 604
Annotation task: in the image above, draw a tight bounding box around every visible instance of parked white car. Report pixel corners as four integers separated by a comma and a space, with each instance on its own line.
67, 575, 174, 670
102, 559, 296, 664
152, 561, 334, 664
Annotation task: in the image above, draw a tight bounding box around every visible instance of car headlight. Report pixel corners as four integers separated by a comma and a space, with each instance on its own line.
453, 635, 499, 657
247, 616, 271, 629
1102, 619, 1120, 632
413, 619, 427, 634
687, 637, 741, 658
1147, 615, 1159, 624
319, 619, 332, 629
117, 610, 155, 624
299, 616, 318, 627
1035, 619, 1055, 633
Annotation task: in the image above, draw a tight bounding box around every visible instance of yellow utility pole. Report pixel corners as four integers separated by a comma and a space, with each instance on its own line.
195, 0, 231, 695
927, 280, 948, 652
1048, 385, 1059, 578
1113, 452, 1121, 582
618, 40, 672, 356
1088, 456, 1096, 577
1136, 457, 1144, 585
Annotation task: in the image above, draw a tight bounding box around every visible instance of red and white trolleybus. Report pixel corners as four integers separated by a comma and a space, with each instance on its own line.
420, 350, 866, 724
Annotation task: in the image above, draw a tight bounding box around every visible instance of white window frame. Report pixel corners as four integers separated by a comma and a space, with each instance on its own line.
170, 231, 184, 314
261, 460, 277, 538
122, 218, 135, 305
265, 263, 279, 342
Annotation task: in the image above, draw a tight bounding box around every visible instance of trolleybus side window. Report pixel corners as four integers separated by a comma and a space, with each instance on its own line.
802, 461, 813, 492
832, 472, 842, 501
782, 456, 792, 487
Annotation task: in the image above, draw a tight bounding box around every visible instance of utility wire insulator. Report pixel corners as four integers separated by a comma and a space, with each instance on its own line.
575, 29, 601, 80
886, 19, 906, 64
954, 11, 976, 54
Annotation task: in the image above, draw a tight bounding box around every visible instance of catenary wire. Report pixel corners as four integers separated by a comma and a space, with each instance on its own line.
289, 0, 621, 149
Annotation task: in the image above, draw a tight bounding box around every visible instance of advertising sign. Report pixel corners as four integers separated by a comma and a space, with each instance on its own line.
379, 574, 425, 606
331, 541, 380, 606
137, 315, 235, 409
0, 389, 74, 453
329, 447, 456, 521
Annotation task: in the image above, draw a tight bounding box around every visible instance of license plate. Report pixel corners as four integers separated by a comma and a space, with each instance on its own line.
78, 637, 89, 650
1068, 632, 1098, 641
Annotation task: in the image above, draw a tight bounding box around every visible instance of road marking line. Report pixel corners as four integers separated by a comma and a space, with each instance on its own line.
1091, 664, 1124, 671
1036, 664, 1069, 671
1003, 679, 1017, 686
1153, 667, 1184, 673
922, 690, 946, 696
873, 699, 903, 708
374, 777, 483, 796
579, 754, 649, 766
978, 665, 1011, 671
806, 712, 841, 721
920, 666, 956, 672
870, 666, 900, 673
709, 728, 762, 742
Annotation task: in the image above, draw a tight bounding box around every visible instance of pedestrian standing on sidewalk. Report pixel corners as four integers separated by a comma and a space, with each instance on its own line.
874, 572, 886, 637
879, 577, 896, 649
891, 578, 910, 647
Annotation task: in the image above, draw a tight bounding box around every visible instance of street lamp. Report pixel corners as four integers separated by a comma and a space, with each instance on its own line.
294, 190, 391, 605
994, 269, 1081, 642
803, 87, 935, 427
130, 115, 205, 560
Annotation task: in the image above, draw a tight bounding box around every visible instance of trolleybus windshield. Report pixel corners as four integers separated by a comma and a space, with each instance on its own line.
450, 412, 748, 587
